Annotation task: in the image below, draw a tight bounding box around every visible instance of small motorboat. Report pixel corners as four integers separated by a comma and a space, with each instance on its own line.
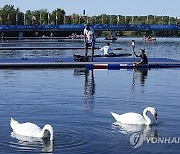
144, 37, 156, 42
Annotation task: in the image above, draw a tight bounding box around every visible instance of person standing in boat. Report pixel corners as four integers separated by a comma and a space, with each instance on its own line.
133, 49, 148, 65
99, 43, 113, 56
84, 24, 96, 61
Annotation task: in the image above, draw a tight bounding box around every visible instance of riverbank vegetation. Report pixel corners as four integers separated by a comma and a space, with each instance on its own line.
0, 5, 180, 37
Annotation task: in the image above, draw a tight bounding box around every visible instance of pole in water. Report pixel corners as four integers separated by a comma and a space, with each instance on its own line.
132, 40, 135, 51
132, 40, 136, 62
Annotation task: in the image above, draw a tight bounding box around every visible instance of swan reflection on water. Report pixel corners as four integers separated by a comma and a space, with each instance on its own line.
112, 121, 158, 147
112, 121, 151, 134
11, 132, 54, 153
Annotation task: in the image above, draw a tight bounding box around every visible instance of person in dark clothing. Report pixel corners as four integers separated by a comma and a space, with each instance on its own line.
133, 49, 148, 65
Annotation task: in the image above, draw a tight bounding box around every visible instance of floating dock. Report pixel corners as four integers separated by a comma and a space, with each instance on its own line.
0, 46, 87, 50
0, 46, 122, 50
0, 57, 180, 69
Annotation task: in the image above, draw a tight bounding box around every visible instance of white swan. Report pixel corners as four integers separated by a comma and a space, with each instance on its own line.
111, 107, 157, 125
10, 117, 54, 140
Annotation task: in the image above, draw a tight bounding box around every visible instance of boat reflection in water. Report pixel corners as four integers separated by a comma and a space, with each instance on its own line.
131, 68, 148, 100
136, 68, 148, 86
74, 69, 95, 111
132, 68, 148, 86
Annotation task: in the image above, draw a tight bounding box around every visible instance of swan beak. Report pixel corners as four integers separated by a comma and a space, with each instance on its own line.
154, 113, 158, 122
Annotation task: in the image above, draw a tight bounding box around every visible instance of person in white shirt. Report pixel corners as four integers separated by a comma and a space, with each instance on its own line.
84, 24, 96, 61
99, 43, 113, 55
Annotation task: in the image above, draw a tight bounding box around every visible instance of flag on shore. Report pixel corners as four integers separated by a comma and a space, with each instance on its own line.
146, 15, 149, 24
56, 12, 58, 20
16, 14, 18, 24
0, 15, 2, 24
24, 13, 26, 25
168, 16, 171, 25
56, 12, 58, 25
64, 14, 66, 24
94, 16, 96, 24
117, 15, 119, 24
71, 14, 75, 24
110, 15, 112, 24
87, 16, 89, 24
102, 14, 104, 24
7, 14, 10, 21
131, 16, 134, 23
71, 14, 75, 20
161, 16, 164, 24
48, 13, 50, 24
32, 15, 36, 21
40, 13, 42, 24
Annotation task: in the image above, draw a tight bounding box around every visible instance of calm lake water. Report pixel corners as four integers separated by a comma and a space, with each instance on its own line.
0, 37, 180, 153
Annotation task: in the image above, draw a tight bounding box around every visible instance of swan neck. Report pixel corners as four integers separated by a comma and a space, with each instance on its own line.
143, 108, 151, 125
42, 124, 54, 140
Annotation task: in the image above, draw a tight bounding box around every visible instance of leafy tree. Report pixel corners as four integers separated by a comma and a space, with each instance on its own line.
0, 5, 19, 24
0, 4, 180, 36
52, 8, 65, 25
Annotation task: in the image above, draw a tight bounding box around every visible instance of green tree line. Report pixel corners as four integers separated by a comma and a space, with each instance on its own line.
1, 4, 180, 25
0, 5, 180, 37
